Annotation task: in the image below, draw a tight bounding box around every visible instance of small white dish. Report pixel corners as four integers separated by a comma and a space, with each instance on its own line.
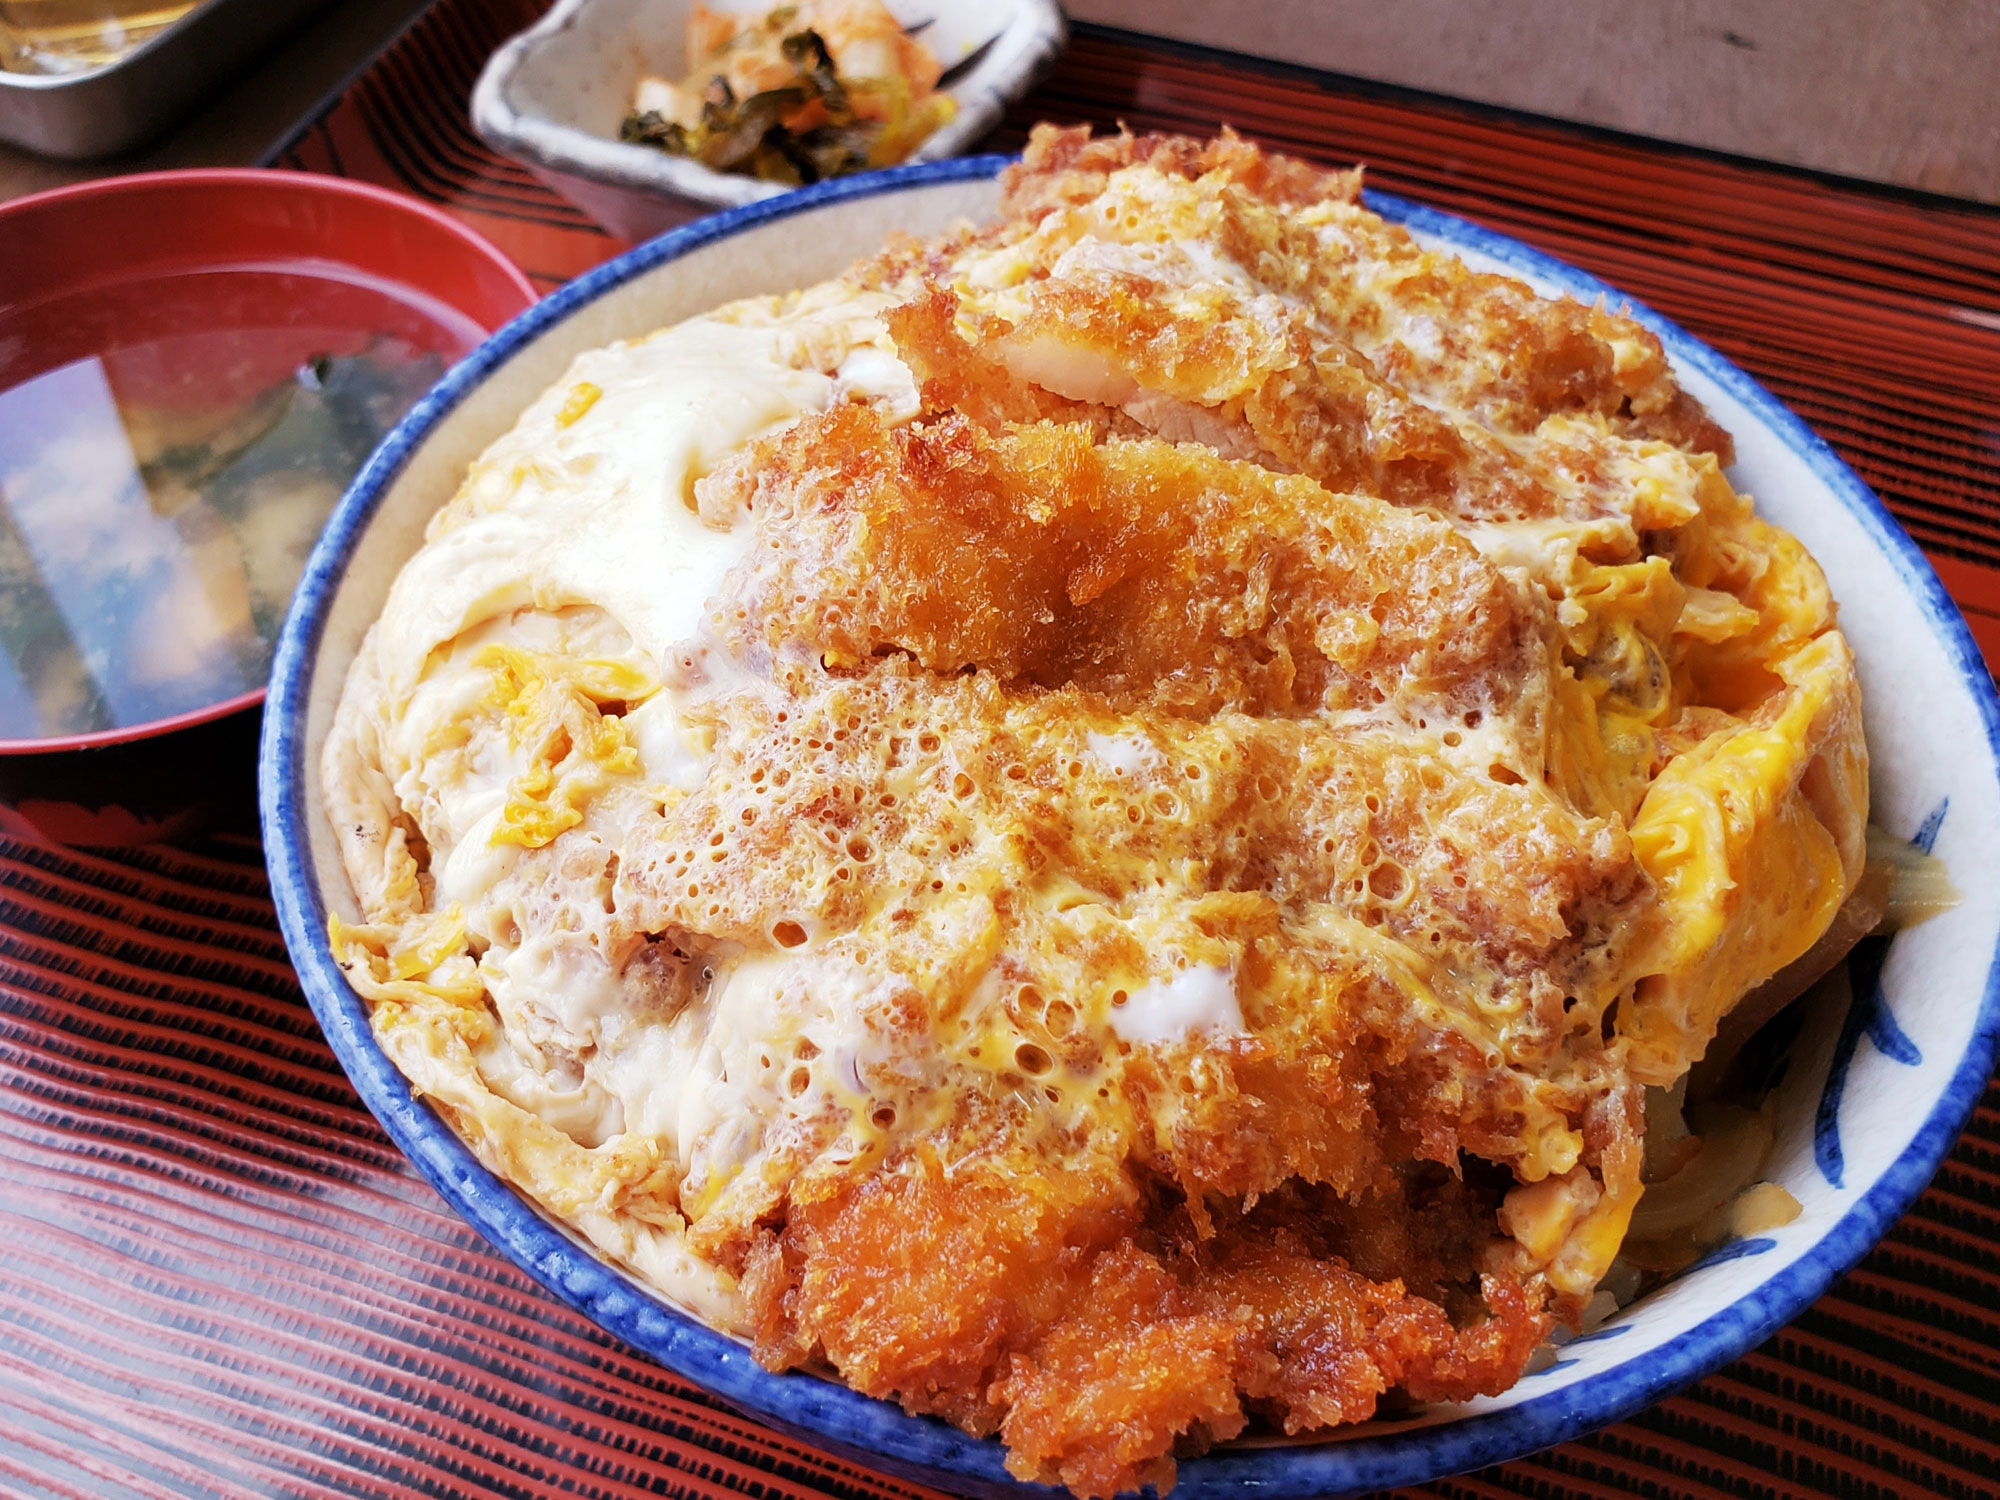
469, 0, 1066, 240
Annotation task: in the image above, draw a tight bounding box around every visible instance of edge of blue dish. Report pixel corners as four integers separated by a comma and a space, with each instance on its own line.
260, 157, 2000, 1500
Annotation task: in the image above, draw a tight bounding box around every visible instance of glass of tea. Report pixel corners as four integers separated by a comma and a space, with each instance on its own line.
0, 0, 197, 74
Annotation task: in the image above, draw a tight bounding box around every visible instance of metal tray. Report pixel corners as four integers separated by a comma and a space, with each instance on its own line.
0, 0, 337, 159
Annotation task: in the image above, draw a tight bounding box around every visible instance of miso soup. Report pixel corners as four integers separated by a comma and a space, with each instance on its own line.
0, 268, 481, 742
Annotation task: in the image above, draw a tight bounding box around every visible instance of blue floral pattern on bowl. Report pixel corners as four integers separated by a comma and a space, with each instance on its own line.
1814, 798, 1944, 1189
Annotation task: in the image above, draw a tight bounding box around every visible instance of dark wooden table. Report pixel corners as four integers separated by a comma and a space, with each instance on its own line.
5, 3, 1999, 1497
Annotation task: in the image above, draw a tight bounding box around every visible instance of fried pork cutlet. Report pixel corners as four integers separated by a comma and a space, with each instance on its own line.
702, 402, 1541, 719
326, 122, 1868, 1498
991, 125, 1732, 460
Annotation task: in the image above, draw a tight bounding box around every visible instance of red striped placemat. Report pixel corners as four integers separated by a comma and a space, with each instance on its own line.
3, 3, 1996, 1498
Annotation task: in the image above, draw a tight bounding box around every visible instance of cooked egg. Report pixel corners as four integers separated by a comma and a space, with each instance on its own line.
324, 126, 1870, 1499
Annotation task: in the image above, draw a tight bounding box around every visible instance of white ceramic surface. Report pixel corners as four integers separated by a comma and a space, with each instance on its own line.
261, 163, 2000, 1498
470, 0, 1066, 239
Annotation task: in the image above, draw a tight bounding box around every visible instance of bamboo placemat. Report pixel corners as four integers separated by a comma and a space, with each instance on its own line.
4, 2, 1998, 1497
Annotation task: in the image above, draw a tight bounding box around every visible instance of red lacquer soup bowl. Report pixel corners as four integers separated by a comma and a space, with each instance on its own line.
0, 169, 536, 845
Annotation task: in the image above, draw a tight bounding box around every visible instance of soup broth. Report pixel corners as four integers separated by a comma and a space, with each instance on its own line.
0, 268, 479, 742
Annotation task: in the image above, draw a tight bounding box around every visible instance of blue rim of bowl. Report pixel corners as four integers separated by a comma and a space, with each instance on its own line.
261, 156, 2000, 1499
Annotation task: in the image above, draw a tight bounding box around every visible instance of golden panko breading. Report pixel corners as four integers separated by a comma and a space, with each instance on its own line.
705, 403, 1539, 717
324, 123, 1867, 1497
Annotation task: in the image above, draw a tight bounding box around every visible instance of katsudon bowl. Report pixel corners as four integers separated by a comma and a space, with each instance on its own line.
260, 156, 2000, 1498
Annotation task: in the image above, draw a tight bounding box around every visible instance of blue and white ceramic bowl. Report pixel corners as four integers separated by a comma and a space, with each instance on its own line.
260, 157, 2000, 1498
